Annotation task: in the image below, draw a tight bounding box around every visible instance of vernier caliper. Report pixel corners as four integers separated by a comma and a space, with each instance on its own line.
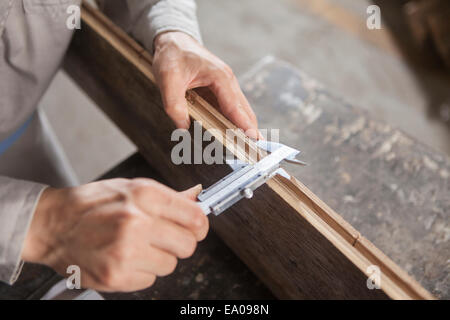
197, 141, 306, 216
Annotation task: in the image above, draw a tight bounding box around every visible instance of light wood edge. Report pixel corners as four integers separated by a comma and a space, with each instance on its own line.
79, 1, 435, 300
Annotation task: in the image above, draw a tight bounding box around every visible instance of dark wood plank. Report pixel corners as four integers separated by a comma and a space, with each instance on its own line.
240, 57, 450, 299
404, 0, 450, 68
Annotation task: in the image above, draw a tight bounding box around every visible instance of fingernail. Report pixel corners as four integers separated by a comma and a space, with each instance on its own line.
245, 128, 259, 140
192, 184, 203, 198
258, 131, 265, 140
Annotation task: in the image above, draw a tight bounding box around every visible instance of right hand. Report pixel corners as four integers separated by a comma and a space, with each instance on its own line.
153, 31, 261, 140
22, 178, 208, 292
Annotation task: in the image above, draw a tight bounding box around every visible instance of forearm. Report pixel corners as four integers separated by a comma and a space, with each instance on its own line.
97, 0, 202, 52
0, 177, 47, 285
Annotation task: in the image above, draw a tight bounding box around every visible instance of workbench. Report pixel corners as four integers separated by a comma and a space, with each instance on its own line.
0, 57, 447, 299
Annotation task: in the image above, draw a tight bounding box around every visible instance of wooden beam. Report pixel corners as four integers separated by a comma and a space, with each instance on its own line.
63, 2, 434, 299
404, 0, 450, 69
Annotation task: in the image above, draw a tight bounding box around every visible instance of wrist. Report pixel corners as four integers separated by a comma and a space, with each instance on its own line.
22, 187, 63, 265
154, 31, 197, 51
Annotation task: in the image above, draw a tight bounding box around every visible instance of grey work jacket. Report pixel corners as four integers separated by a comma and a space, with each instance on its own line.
0, 0, 201, 285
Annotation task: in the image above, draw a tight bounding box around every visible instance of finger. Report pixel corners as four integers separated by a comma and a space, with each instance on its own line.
179, 185, 209, 240
235, 89, 264, 140
134, 184, 208, 240
210, 77, 259, 139
236, 88, 258, 129
100, 272, 157, 293
118, 273, 156, 292
148, 218, 198, 259
159, 74, 191, 129
112, 220, 178, 277
180, 184, 203, 200
134, 246, 178, 277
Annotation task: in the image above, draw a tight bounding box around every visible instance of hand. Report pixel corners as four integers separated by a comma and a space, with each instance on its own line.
22, 179, 208, 292
153, 31, 261, 140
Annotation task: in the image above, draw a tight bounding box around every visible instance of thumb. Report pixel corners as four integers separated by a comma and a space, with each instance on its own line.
180, 184, 203, 200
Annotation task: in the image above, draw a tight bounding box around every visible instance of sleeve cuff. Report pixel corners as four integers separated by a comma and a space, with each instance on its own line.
130, 0, 203, 53
0, 177, 48, 285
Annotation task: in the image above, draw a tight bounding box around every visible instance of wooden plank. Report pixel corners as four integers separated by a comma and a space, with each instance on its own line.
63, 1, 434, 299
404, 0, 450, 68
241, 57, 449, 299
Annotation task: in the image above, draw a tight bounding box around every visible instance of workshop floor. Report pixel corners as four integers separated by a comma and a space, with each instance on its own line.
40, 0, 450, 183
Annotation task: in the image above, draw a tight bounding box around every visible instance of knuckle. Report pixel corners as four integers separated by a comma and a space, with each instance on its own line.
99, 264, 119, 288
160, 191, 175, 209
219, 102, 234, 116
146, 275, 157, 288
131, 178, 155, 187
115, 244, 132, 263
113, 209, 139, 239
165, 104, 186, 118
221, 64, 234, 79
191, 210, 207, 229
159, 68, 171, 77
131, 183, 153, 199
109, 178, 131, 186
198, 218, 209, 241
180, 234, 197, 259
116, 207, 135, 224
131, 183, 161, 205
107, 240, 131, 268
161, 255, 178, 276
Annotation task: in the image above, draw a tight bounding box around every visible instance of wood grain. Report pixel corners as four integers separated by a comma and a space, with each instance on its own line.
404, 0, 450, 68
63, 1, 434, 299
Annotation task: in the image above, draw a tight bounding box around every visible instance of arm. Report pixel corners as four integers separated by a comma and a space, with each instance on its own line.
98, 0, 261, 139
97, 0, 202, 52
21, 179, 208, 292
0, 177, 47, 284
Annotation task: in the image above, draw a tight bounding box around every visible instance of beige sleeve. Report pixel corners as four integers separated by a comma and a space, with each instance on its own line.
0, 177, 47, 285
97, 0, 202, 52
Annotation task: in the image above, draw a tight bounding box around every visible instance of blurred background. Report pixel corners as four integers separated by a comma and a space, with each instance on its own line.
40, 0, 450, 183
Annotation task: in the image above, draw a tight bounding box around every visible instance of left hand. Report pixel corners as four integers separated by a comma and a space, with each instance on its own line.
152, 31, 261, 140
23, 179, 208, 292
